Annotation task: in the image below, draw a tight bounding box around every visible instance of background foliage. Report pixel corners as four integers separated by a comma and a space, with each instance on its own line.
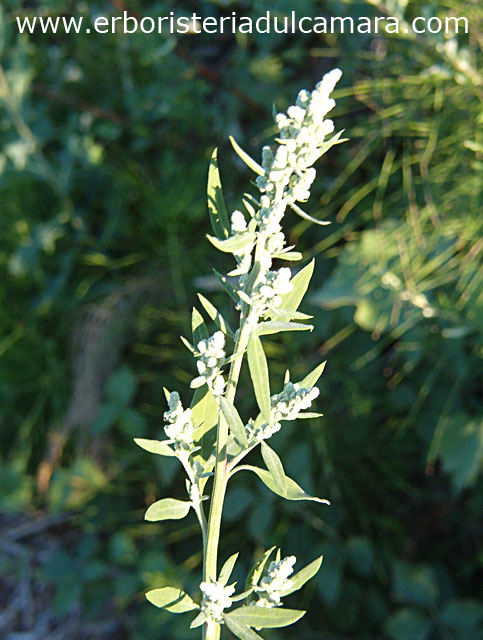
0, 1, 481, 639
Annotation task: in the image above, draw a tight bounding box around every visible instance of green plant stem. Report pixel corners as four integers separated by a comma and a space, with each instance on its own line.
203, 238, 268, 639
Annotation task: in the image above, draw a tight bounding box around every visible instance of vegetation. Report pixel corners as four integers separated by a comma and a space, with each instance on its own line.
0, 1, 481, 639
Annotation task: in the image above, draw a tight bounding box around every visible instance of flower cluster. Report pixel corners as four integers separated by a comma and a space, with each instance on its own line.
229, 210, 253, 276
271, 381, 320, 422
255, 68, 342, 262
195, 331, 226, 396
251, 267, 293, 314
163, 391, 194, 451
246, 382, 319, 443
254, 556, 296, 608
200, 580, 235, 622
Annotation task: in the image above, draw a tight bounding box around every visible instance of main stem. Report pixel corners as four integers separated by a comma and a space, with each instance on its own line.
203, 241, 266, 640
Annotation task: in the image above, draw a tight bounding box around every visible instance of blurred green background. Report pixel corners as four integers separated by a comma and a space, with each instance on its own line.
0, 1, 481, 638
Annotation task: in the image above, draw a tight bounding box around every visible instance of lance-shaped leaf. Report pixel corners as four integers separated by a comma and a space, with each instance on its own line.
197, 293, 234, 337
247, 334, 271, 423
298, 361, 326, 388
190, 611, 206, 628
268, 307, 313, 322
220, 397, 249, 448
297, 412, 323, 419
218, 552, 239, 585
245, 546, 276, 591
275, 259, 315, 318
227, 606, 305, 628
145, 586, 199, 613
133, 438, 175, 457
241, 465, 329, 504
224, 614, 264, 640
207, 148, 230, 240
213, 269, 239, 303
280, 555, 323, 596
289, 202, 331, 226
261, 442, 286, 495
192, 307, 209, 345
207, 232, 256, 255
145, 498, 192, 522
229, 136, 265, 176
256, 321, 313, 336
272, 251, 303, 261
192, 385, 219, 441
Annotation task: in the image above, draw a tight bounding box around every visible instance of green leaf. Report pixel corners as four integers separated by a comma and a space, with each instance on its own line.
197, 293, 234, 337
192, 307, 209, 346
213, 269, 239, 303
145, 586, 199, 613
247, 334, 271, 423
144, 498, 191, 522
273, 260, 315, 319
280, 555, 323, 596
207, 232, 256, 254
289, 202, 331, 226
297, 361, 326, 388
133, 438, 175, 457
256, 321, 313, 336
229, 136, 265, 176
261, 442, 286, 495
297, 412, 323, 419
227, 606, 305, 628
245, 547, 276, 591
191, 385, 219, 441
268, 307, 313, 322
218, 552, 239, 585
220, 397, 249, 448
190, 611, 206, 628
384, 608, 432, 640
224, 613, 264, 639
272, 251, 303, 261
242, 465, 329, 504
207, 148, 230, 240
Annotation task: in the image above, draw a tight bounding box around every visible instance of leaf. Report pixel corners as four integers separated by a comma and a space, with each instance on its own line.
245, 547, 276, 591
289, 202, 331, 226
384, 608, 432, 640
256, 321, 313, 336
296, 412, 323, 419
190, 611, 206, 628
280, 555, 323, 596
224, 613, 264, 640
145, 586, 199, 613
180, 336, 196, 354
227, 606, 305, 628
213, 269, 239, 303
261, 442, 286, 495
220, 397, 249, 448
229, 136, 265, 176
207, 148, 230, 240
268, 307, 313, 322
272, 251, 303, 261
247, 334, 271, 423
297, 361, 326, 388
144, 498, 191, 522
275, 259, 315, 318
191, 385, 219, 441
218, 552, 239, 585
207, 232, 256, 254
242, 465, 329, 504
197, 293, 234, 337
192, 307, 208, 346
133, 438, 175, 457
